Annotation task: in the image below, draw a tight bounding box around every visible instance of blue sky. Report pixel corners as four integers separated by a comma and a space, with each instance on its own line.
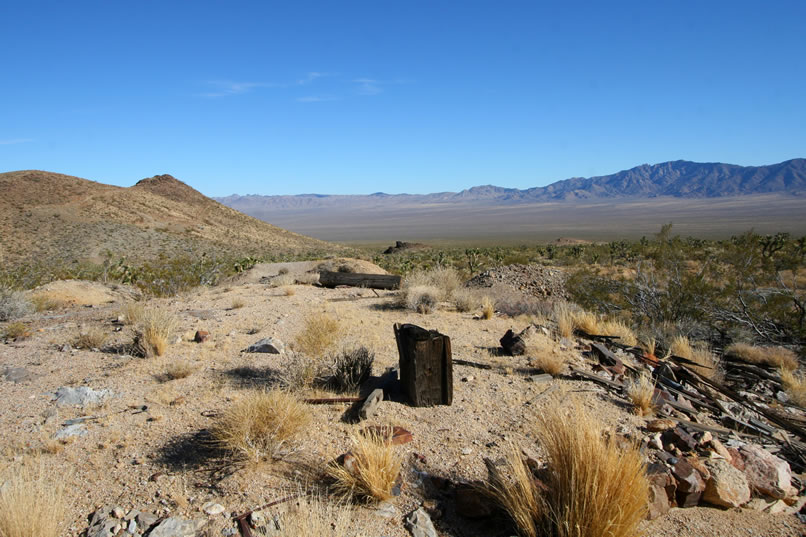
2, 1, 805, 196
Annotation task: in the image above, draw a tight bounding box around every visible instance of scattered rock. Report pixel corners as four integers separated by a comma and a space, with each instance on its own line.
499, 329, 526, 356
2, 367, 35, 383
244, 337, 284, 354
53, 386, 113, 407
148, 517, 206, 537
374, 502, 399, 519
646, 419, 677, 432
405, 507, 438, 537
194, 330, 210, 343
53, 423, 88, 439
740, 444, 793, 499
362, 425, 413, 445
202, 502, 225, 516
702, 458, 751, 508
671, 458, 706, 508
527, 374, 553, 384
358, 388, 384, 421
646, 463, 675, 520
249, 511, 265, 527
135, 512, 159, 530
465, 264, 567, 300
661, 427, 698, 453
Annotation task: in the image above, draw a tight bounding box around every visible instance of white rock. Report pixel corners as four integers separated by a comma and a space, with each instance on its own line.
202, 502, 225, 516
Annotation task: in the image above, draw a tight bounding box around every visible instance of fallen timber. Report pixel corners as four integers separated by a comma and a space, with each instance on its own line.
318, 271, 401, 290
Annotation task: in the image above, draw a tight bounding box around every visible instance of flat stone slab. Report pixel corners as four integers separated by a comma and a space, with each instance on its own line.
53, 386, 113, 407
148, 517, 206, 537
244, 337, 284, 354
53, 423, 88, 439
2, 367, 36, 383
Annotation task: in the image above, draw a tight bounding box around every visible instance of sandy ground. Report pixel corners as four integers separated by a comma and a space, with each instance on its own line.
1, 265, 804, 537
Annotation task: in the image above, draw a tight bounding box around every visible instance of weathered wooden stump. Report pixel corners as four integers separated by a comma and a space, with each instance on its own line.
499, 329, 526, 356
393, 323, 453, 406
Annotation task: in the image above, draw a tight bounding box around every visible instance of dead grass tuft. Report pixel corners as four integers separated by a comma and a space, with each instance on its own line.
294, 312, 341, 357
572, 310, 601, 335
403, 267, 461, 299
272, 273, 296, 288
0, 461, 68, 537
30, 294, 70, 312
230, 299, 245, 309
163, 360, 196, 380
481, 296, 494, 320
726, 343, 799, 371
133, 308, 178, 357
2, 321, 31, 341
278, 494, 370, 537
626, 373, 657, 416
780, 369, 806, 407
553, 302, 575, 338
670, 335, 721, 380
451, 288, 479, 312
212, 390, 311, 463
491, 401, 647, 537
526, 332, 571, 375
599, 319, 638, 346
73, 327, 108, 350
121, 302, 145, 325
285, 287, 296, 296
404, 285, 440, 314
326, 430, 403, 503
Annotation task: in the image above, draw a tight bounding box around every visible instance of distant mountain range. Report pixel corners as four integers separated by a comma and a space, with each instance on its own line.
217, 159, 806, 211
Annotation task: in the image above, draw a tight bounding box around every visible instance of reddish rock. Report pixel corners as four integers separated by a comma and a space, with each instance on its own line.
361, 425, 413, 445
688, 457, 711, 481
727, 448, 745, 472
662, 427, 698, 453
193, 330, 210, 343
704, 438, 732, 463
739, 444, 793, 499
702, 458, 751, 508
671, 458, 706, 507
646, 419, 677, 432
646, 463, 676, 519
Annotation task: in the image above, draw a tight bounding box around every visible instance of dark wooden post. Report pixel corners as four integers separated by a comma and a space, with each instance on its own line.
393, 323, 453, 406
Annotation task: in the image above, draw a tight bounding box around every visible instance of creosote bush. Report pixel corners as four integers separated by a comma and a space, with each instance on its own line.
294, 312, 341, 357
0, 461, 68, 537
328, 347, 374, 393
212, 390, 311, 463
326, 430, 403, 503
725, 343, 799, 371
489, 401, 648, 537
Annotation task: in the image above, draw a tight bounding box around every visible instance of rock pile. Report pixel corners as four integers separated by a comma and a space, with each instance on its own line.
465, 264, 567, 301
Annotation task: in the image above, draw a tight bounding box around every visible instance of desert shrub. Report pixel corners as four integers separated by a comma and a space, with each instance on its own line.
451, 288, 479, 312
780, 369, 806, 407
481, 296, 494, 320
404, 285, 440, 314
29, 293, 70, 312
272, 273, 296, 288
212, 390, 310, 463
489, 402, 648, 537
278, 267, 290, 275
163, 360, 196, 380
295, 272, 320, 285
326, 430, 403, 503
626, 373, 657, 416
2, 322, 31, 341
725, 343, 799, 371
121, 302, 145, 325
278, 352, 328, 391
403, 267, 461, 299
73, 327, 109, 350
133, 308, 178, 357
328, 347, 374, 392
294, 312, 341, 357
0, 287, 32, 321
0, 461, 68, 537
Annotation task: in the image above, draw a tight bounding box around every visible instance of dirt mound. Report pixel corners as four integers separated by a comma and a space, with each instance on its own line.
26, 280, 139, 306
314, 258, 388, 275
466, 264, 567, 300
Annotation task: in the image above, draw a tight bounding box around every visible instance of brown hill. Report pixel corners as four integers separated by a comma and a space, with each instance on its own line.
0, 170, 338, 267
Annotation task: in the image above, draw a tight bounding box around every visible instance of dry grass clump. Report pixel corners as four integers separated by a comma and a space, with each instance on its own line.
481, 296, 494, 320
553, 303, 574, 338
2, 321, 31, 341
230, 299, 245, 309
73, 327, 109, 350
726, 343, 799, 371
278, 494, 370, 537
572, 310, 601, 335
403, 267, 461, 299
163, 360, 196, 380
30, 294, 70, 312
328, 347, 374, 392
272, 273, 296, 288
294, 312, 341, 357
451, 288, 479, 312
599, 319, 638, 346
526, 332, 571, 375
0, 287, 32, 321
285, 287, 297, 296
326, 431, 403, 503
626, 373, 657, 416
780, 369, 806, 407
669, 335, 721, 380
212, 390, 311, 463
0, 461, 68, 537
295, 272, 320, 285
121, 302, 145, 325
133, 308, 178, 357
278, 352, 327, 391
404, 285, 440, 314
490, 402, 647, 537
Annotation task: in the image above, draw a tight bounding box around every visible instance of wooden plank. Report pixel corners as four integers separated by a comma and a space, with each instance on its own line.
319, 271, 401, 289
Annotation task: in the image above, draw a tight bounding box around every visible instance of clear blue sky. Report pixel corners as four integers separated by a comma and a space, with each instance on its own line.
2, 1, 805, 196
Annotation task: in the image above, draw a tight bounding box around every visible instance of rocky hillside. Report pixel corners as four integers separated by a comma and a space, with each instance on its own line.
0, 170, 338, 267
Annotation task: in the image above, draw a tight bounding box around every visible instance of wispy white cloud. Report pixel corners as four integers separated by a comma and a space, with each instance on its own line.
297, 72, 329, 85
0, 138, 33, 145
198, 80, 280, 98
353, 78, 383, 95
296, 95, 340, 103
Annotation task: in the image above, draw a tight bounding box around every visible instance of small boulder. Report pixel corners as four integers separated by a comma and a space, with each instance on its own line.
244, 338, 284, 354
194, 330, 210, 343
702, 458, 751, 508
53, 386, 112, 407
646, 463, 675, 520
739, 444, 793, 499
405, 508, 438, 537
148, 517, 206, 537
646, 419, 677, 432
671, 458, 706, 507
